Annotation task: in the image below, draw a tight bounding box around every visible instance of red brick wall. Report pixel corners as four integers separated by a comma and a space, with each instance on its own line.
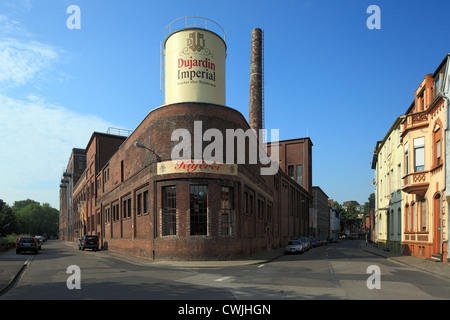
71, 102, 311, 260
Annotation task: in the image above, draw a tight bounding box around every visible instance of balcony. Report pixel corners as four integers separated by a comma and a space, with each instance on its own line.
402, 170, 429, 195
402, 111, 429, 134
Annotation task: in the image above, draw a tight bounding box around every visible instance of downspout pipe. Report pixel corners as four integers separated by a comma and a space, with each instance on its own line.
441, 60, 449, 262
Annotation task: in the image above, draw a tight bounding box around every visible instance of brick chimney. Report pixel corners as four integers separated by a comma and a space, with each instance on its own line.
249, 28, 263, 137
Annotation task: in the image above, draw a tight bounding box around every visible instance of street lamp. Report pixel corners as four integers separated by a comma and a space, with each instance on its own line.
133, 141, 162, 162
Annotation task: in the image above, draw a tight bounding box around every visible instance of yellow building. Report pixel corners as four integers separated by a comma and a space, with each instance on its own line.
373, 117, 404, 253
401, 71, 447, 260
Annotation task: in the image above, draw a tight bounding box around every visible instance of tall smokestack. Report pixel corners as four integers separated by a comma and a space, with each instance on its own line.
249, 28, 263, 138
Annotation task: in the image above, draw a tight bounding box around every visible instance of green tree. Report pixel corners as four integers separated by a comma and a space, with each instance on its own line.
13, 200, 59, 236
0, 204, 18, 236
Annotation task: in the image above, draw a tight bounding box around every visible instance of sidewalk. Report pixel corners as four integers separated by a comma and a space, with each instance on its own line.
359, 241, 450, 281
0, 247, 31, 296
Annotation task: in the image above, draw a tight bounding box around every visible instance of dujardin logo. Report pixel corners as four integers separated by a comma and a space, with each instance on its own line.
181, 31, 213, 57
187, 31, 205, 52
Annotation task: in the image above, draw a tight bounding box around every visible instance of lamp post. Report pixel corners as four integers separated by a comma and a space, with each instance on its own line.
133, 141, 162, 162
133, 141, 161, 261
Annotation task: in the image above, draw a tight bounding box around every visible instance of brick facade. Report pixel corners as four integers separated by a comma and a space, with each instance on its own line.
62, 102, 312, 260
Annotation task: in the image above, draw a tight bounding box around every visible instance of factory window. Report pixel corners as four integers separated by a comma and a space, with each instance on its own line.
257, 198, 265, 219
112, 201, 119, 222
104, 206, 110, 224
122, 195, 132, 220
143, 191, 148, 214
296, 165, 302, 186
121, 160, 124, 183
104, 166, 110, 183
162, 186, 177, 236
244, 192, 248, 214
136, 185, 149, 216
190, 185, 208, 236
267, 203, 272, 222
137, 193, 142, 216
221, 187, 233, 236
288, 165, 294, 180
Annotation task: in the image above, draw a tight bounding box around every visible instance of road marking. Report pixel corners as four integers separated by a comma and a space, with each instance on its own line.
215, 276, 231, 282
328, 262, 335, 274
258, 264, 265, 268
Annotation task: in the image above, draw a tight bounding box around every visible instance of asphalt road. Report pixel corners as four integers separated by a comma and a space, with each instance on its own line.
2, 239, 450, 301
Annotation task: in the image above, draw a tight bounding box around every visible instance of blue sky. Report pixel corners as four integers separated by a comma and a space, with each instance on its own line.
1, 0, 449, 209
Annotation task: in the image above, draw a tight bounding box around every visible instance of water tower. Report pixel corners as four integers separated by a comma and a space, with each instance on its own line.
163, 17, 227, 106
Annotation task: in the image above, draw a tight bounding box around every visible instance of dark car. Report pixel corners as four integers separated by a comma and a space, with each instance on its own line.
78, 235, 99, 251
35, 235, 44, 250
16, 236, 39, 254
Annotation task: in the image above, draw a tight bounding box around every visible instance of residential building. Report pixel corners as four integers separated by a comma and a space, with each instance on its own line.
437, 54, 450, 262
401, 69, 447, 260
372, 116, 403, 253
342, 201, 364, 213
372, 53, 449, 261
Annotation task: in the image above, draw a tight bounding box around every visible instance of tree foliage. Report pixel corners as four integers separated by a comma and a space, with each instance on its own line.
0, 204, 18, 236
0, 199, 59, 237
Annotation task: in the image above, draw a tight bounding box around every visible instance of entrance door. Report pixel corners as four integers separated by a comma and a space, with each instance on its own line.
434, 194, 441, 255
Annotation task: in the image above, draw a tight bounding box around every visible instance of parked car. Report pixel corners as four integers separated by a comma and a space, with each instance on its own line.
35, 235, 44, 250
16, 236, 39, 254
330, 237, 338, 243
296, 237, 311, 251
78, 235, 99, 251
285, 240, 305, 254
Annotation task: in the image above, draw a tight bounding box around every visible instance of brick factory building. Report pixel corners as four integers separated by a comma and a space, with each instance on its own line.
59, 18, 313, 260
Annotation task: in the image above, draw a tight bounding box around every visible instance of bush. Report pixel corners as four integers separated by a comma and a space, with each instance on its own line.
0, 234, 19, 246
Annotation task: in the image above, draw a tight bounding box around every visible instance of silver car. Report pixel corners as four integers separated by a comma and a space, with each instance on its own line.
285, 240, 304, 254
